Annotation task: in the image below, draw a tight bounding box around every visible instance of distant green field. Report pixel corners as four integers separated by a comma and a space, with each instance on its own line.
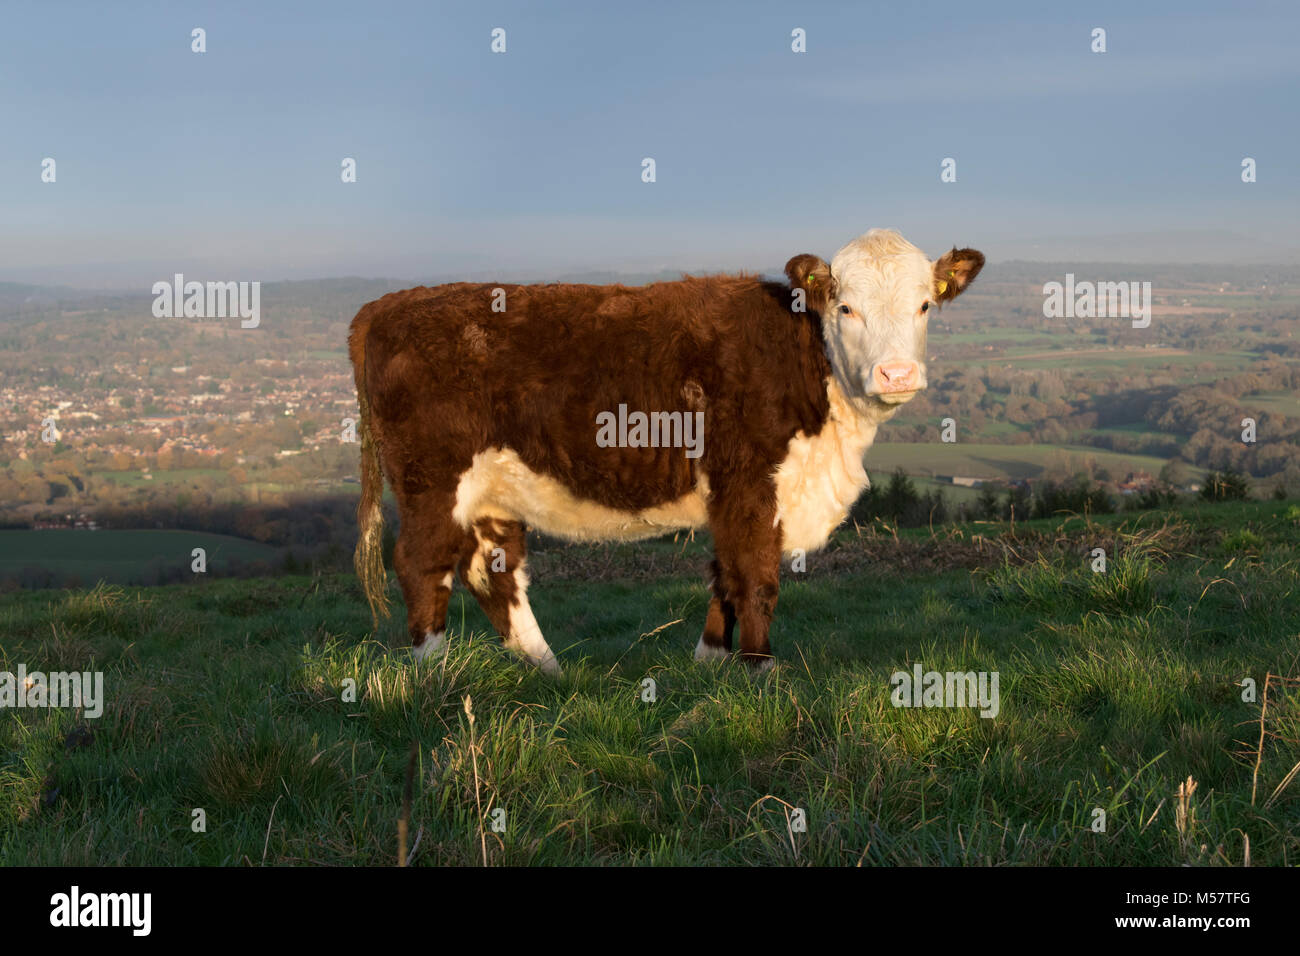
905, 475, 983, 504
867, 442, 1198, 482
940, 327, 1055, 346
1248, 391, 1300, 417
1001, 351, 1256, 372
0, 529, 281, 583
935, 350, 1259, 382
975, 420, 1034, 438
96, 468, 226, 488
935, 345, 1263, 371
1187, 293, 1300, 309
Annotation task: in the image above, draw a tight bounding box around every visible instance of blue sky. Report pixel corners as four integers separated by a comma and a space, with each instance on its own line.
3, 0, 1297, 287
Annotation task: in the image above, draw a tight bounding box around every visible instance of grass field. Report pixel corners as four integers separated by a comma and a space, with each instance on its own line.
866, 442, 1198, 482
95, 468, 227, 488
940, 327, 1057, 346
1248, 391, 1300, 418
939, 347, 1261, 385
0, 530, 281, 584
906, 475, 983, 505
997, 348, 1258, 369
2, 501, 1297, 865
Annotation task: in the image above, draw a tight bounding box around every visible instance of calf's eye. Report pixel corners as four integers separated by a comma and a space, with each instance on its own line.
839, 304, 852, 315
920, 302, 930, 314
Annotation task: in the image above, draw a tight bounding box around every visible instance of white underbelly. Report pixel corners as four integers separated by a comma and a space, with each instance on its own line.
453, 378, 879, 553
452, 447, 710, 542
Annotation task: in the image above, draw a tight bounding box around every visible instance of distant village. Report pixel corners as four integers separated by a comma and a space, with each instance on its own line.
2, 356, 358, 467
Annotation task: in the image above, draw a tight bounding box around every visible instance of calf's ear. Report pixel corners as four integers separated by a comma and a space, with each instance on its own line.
932, 248, 985, 303
785, 254, 835, 312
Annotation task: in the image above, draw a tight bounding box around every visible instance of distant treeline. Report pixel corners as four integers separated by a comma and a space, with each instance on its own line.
850, 467, 1266, 528
88, 493, 359, 550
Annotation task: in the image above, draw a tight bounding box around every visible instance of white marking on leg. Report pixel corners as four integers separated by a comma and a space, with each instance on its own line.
412, 629, 445, 664
503, 565, 561, 676
694, 635, 730, 661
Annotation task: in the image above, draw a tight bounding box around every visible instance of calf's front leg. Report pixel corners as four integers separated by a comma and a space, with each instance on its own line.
695, 559, 736, 661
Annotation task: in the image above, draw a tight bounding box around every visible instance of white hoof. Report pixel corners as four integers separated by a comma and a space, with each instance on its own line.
411, 630, 445, 664
503, 572, 561, 676
505, 638, 563, 676
694, 636, 731, 662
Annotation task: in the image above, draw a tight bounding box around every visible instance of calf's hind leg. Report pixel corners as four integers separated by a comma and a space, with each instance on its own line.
460, 517, 561, 676
392, 490, 469, 663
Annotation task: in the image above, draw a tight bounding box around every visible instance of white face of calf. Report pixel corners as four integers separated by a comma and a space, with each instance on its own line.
787, 229, 984, 411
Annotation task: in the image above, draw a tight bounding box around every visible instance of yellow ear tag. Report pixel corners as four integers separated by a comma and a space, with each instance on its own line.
936, 280, 948, 295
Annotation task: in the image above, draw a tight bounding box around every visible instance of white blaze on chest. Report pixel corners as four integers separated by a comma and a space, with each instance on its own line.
452, 447, 710, 541
772, 380, 880, 555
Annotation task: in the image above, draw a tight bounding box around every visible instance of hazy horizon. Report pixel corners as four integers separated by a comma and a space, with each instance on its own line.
4, 0, 1297, 288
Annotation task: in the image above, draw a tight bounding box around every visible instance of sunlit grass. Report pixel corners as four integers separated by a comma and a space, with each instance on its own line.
2, 501, 1297, 865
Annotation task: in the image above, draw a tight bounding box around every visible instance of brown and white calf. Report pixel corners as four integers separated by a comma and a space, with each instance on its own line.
349, 229, 984, 674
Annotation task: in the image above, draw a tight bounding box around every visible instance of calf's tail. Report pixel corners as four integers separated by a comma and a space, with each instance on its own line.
351, 329, 391, 627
